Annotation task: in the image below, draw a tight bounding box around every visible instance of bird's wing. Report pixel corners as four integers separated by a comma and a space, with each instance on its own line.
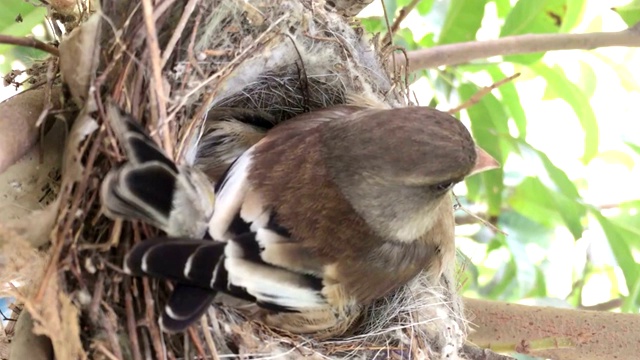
124, 119, 337, 333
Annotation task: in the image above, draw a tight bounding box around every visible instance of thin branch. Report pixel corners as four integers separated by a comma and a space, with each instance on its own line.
382, 0, 420, 45
140, 0, 171, 156
380, 0, 396, 73
0, 34, 59, 56
160, 0, 198, 68
403, 26, 640, 71
448, 73, 520, 114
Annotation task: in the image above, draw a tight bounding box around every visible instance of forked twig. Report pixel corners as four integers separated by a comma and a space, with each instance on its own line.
448, 73, 521, 114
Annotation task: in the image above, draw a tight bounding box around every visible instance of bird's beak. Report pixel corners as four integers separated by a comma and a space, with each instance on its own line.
470, 146, 500, 176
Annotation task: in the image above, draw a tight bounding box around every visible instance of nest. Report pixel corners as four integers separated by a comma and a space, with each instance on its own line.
1, 0, 468, 359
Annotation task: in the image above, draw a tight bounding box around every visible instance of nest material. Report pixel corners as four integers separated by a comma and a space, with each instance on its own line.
2, 0, 468, 359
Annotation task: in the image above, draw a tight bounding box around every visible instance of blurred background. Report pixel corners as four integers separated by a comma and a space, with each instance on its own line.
1, 0, 639, 331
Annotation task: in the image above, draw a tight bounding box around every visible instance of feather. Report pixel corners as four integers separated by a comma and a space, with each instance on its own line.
100, 102, 215, 238
160, 285, 217, 333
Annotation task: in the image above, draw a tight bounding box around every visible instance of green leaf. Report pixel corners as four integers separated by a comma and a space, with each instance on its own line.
592, 211, 640, 309
626, 141, 640, 157
626, 276, 640, 313
458, 83, 509, 216
508, 178, 557, 228
383, 0, 399, 23
529, 268, 548, 298
613, 0, 640, 27
596, 150, 635, 170
508, 177, 585, 239
514, 141, 581, 199
541, 65, 565, 100
438, 0, 487, 45
500, 0, 567, 63
530, 63, 599, 164
418, 32, 435, 48
500, 210, 554, 247
0, 1, 47, 55
577, 61, 597, 99
492, 0, 512, 18
591, 52, 640, 92
486, 66, 527, 138
359, 17, 386, 34
483, 259, 517, 299
503, 232, 538, 298
560, 0, 586, 32
395, 28, 419, 50
501, 0, 552, 37
416, 0, 435, 15
605, 202, 640, 249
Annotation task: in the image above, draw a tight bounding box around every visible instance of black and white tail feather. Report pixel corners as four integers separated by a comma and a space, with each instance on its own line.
100, 104, 215, 238
101, 105, 329, 333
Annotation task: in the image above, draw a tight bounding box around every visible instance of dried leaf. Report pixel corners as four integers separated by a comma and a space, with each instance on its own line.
0, 88, 62, 175
8, 311, 53, 360
59, 13, 102, 106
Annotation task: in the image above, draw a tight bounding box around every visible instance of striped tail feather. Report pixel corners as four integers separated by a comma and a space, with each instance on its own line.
124, 234, 327, 332
161, 285, 217, 332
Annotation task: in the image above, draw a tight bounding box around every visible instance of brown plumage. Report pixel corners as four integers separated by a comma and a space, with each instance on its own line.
110, 105, 497, 337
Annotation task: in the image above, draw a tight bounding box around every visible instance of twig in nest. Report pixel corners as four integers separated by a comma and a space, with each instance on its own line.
141, 0, 171, 156
448, 73, 521, 114
35, 126, 103, 302
452, 193, 507, 235
382, 0, 421, 46
383, 46, 411, 105
380, 0, 397, 74
102, 301, 125, 360
0, 34, 60, 56
285, 33, 311, 112
161, 0, 198, 68
124, 278, 143, 360
188, 327, 207, 358
200, 316, 220, 360
93, 343, 121, 360
186, 8, 206, 81
0, 310, 16, 322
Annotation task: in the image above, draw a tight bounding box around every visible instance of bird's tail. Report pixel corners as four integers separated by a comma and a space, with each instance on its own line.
124, 235, 327, 333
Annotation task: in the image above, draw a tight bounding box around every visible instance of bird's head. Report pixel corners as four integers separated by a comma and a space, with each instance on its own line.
320, 106, 497, 242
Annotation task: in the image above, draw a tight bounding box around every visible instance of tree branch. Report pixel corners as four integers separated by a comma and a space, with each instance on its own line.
464, 297, 640, 360
404, 26, 640, 71
0, 35, 59, 57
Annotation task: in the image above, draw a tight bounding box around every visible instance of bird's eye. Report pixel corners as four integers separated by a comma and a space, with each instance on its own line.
432, 181, 455, 192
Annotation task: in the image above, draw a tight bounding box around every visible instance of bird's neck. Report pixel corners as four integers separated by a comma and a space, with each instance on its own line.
340, 181, 447, 243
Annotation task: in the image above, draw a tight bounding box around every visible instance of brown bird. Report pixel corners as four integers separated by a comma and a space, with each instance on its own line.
104, 105, 498, 336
